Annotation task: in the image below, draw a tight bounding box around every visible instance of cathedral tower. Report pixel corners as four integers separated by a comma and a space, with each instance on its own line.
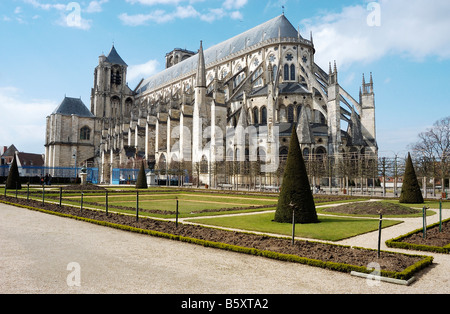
91, 45, 134, 121
90, 45, 135, 183
360, 73, 377, 153
326, 61, 342, 155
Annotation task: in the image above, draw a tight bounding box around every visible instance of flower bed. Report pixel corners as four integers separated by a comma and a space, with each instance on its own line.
0, 195, 433, 280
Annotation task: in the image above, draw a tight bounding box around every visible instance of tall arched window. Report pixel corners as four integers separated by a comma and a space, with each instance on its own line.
261, 106, 267, 125
303, 148, 310, 159
253, 107, 259, 125
111, 69, 122, 85
290, 64, 296, 81
287, 106, 294, 123
315, 147, 327, 160
80, 126, 91, 140
284, 64, 289, 81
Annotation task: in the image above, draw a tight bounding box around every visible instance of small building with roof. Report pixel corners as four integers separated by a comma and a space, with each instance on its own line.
45, 96, 101, 170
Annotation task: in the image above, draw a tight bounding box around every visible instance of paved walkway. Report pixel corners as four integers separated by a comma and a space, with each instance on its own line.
0, 202, 449, 294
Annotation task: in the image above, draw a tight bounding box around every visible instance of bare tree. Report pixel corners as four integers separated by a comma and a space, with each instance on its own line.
410, 116, 450, 194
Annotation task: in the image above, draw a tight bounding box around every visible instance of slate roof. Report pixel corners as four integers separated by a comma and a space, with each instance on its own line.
137, 14, 306, 94
17, 152, 44, 167
106, 45, 128, 66
1, 144, 18, 157
279, 83, 311, 95
250, 83, 311, 97
52, 97, 94, 118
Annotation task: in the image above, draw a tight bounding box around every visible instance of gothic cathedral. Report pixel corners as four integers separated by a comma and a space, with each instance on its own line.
45, 14, 378, 185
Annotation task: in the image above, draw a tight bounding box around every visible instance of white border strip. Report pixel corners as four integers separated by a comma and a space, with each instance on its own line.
350, 271, 416, 286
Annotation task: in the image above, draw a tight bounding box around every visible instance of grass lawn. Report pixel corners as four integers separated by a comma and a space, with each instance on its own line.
188, 212, 402, 242
6, 188, 406, 241
47, 191, 277, 218
394, 199, 450, 210
318, 200, 429, 218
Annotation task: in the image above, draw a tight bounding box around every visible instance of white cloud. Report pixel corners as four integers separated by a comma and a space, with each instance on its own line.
23, 0, 66, 11
128, 60, 160, 84
0, 87, 57, 154
86, 0, 109, 13
230, 10, 243, 20
126, 0, 185, 5
223, 0, 248, 10
57, 15, 93, 30
200, 8, 226, 22
301, 0, 450, 69
120, 5, 200, 25
174, 5, 200, 19
120, 0, 248, 25
22, 0, 107, 30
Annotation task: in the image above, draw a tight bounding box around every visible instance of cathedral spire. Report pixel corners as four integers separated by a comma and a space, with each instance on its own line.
196, 41, 206, 88
106, 45, 127, 67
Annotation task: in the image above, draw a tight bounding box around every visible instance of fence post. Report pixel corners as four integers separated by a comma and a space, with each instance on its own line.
423, 206, 428, 239
439, 198, 442, 232
289, 202, 296, 245
59, 187, 62, 207
292, 209, 296, 246
42, 185, 45, 206
377, 212, 383, 258
81, 192, 84, 212
27, 183, 30, 201
105, 191, 109, 216
136, 190, 139, 222
176, 198, 179, 228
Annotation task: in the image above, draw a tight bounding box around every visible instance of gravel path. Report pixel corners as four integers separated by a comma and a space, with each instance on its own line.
0, 202, 449, 294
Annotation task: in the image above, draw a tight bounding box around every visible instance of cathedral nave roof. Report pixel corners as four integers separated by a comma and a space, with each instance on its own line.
137, 14, 307, 95
52, 97, 94, 118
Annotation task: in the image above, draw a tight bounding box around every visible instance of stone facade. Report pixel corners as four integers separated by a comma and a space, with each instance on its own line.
45, 97, 101, 170
46, 14, 378, 185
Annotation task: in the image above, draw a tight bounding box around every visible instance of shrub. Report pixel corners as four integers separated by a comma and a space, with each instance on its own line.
399, 153, 424, 204
6, 155, 21, 190
136, 161, 148, 189
274, 128, 318, 224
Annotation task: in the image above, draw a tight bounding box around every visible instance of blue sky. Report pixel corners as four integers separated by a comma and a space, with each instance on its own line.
1, 0, 449, 157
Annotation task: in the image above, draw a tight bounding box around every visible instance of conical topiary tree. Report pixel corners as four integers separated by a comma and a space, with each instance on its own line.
136, 160, 148, 189
274, 128, 318, 224
399, 152, 424, 204
6, 155, 22, 190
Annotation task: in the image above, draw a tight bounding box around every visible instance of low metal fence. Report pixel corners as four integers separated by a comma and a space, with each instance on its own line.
0, 166, 98, 184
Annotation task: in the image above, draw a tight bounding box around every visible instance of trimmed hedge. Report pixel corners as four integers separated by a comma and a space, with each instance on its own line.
136, 161, 148, 189
399, 153, 424, 204
274, 128, 318, 223
0, 199, 433, 280
386, 218, 450, 254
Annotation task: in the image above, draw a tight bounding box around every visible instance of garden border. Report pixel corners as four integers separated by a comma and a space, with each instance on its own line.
0, 199, 433, 281
386, 218, 450, 254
